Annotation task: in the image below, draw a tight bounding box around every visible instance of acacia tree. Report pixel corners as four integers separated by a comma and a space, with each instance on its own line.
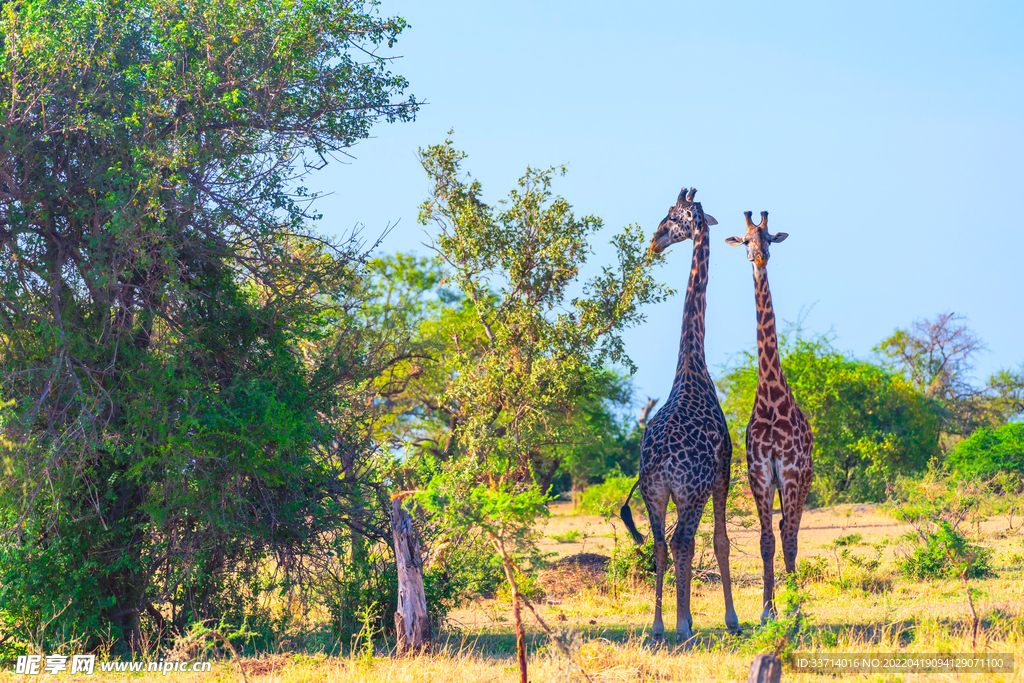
409, 137, 669, 683
0, 0, 415, 650
876, 312, 1024, 442
414, 136, 672, 493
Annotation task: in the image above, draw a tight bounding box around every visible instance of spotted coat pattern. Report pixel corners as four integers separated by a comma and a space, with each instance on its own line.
634, 187, 740, 643
727, 211, 814, 625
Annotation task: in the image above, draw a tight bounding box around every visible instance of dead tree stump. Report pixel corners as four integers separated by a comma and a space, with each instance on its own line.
747, 654, 782, 683
391, 497, 432, 653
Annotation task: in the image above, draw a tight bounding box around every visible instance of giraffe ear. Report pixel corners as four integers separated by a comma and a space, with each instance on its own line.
769, 232, 789, 243
724, 236, 745, 246
704, 214, 718, 226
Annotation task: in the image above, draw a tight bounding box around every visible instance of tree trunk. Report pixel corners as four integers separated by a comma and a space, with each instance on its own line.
571, 480, 585, 510
638, 397, 659, 429
391, 497, 432, 654
499, 557, 528, 683
747, 654, 782, 683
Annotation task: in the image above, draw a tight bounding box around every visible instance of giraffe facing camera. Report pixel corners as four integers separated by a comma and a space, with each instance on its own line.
724, 210, 788, 271
726, 211, 814, 626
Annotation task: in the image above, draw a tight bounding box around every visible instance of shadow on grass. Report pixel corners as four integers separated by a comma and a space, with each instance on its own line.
236, 603, 1022, 660
402, 609, 1022, 660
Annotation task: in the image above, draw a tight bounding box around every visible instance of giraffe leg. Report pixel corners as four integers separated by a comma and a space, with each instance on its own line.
645, 488, 670, 643
780, 480, 808, 577
755, 482, 777, 626
712, 478, 741, 635
748, 450, 778, 626
671, 503, 704, 646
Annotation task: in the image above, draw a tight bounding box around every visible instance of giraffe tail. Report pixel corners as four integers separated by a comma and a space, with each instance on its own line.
619, 479, 646, 546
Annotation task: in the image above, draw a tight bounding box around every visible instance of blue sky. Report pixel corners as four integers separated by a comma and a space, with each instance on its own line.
310, 0, 1024, 405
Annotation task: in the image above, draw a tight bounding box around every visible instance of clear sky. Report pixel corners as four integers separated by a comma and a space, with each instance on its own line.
309, 0, 1024, 407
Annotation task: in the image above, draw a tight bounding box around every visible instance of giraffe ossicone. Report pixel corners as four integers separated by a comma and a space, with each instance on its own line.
726, 210, 814, 626
621, 186, 742, 644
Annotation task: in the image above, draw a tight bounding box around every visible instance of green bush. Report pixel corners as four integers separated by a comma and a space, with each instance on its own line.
549, 530, 583, 544
886, 465, 1015, 529
833, 533, 863, 547
947, 422, 1024, 481
579, 475, 636, 515
897, 522, 994, 580
608, 535, 658, 587
796, 555, 830, 583
496, 571, 545, 603
440, 534, 506, 599
0, 521, 103, 653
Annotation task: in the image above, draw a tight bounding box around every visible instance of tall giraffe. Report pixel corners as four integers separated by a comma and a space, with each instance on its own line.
621, 187, 741, 643
726, 211, 814, 625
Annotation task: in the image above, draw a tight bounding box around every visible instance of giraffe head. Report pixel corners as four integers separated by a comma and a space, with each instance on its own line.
725, 211, 788, 270
650, 187, 718, 254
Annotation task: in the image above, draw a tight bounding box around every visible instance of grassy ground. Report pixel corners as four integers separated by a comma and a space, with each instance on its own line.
75, 500, 1024, 682
66, 499, 1024, 679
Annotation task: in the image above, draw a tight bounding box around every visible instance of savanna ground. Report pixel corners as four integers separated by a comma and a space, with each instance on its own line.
69, 499, 1024, 683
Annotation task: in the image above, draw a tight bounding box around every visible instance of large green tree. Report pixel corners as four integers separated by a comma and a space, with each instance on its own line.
719, 333, 941, 505
0, 0, 415, 651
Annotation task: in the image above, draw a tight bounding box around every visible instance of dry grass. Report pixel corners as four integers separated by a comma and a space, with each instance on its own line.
80, 622, 1024, 683
78, 502, 1024, 682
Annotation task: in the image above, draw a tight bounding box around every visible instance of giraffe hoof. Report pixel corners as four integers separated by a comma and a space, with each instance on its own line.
676, 633, 695, 649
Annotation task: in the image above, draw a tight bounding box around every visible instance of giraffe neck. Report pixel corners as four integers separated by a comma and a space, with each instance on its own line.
753, 267, 786, 391
671, 218, 710, 386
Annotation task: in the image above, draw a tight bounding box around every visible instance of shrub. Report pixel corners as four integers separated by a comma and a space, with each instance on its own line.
497, 571, 545, 603
549, 530, 583, 544
1001, 539, 1024, 568
886, 466, 988, 526
579, 476, 635, 515
742, 575, 806, 658
608, 535, 659, 588
833, 533, 863, 547
835, 571, 893, 595
897, 522, 994, 580
796, 555, 830, 583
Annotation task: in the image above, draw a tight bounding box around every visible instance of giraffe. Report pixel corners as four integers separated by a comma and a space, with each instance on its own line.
620, 187, 741, 643
725, 210, 814, 625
